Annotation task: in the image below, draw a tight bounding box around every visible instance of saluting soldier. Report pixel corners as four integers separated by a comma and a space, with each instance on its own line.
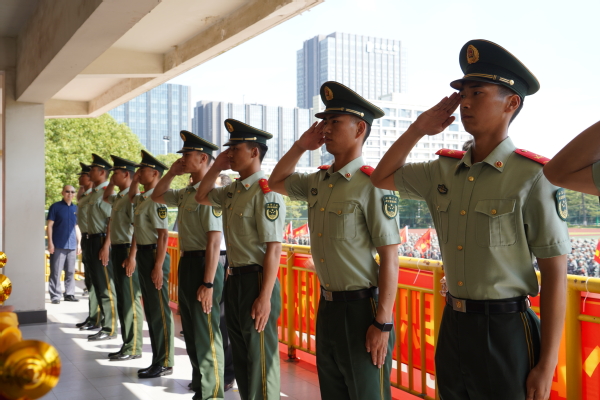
102, 156, 144, 361
152, 131, 228, 398
195, 120, 285, 400
75, 163, 102, 331
86, 154, 118, 341
544, 121, 600, 196
128, 150, 175, 378
371, 40, 571, 400
268, 81, 401, 400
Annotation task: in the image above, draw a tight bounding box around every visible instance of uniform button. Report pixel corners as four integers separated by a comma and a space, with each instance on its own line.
457, 245, 463, 250
495, 161, 503, 168
320, 259, 324, 262
318, 233, 322, 237
337, 210, 342, 215
345, 173, 351, 178
237, 190, 241, 193
320, 208, 325, 212
325, 283, 330, 287
460, 210, 466, 216
491, 209, 497, 215
458, 281, 464, 286
468, 176, 475, 182
245, 184, 249, 188
239, 213, 243, 216
229, 207, 232, 210
328, 184, 333, 188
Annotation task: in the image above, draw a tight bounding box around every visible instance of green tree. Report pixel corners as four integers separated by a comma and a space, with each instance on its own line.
284, 196, 307, 228
565, 189, 600, 226
45, 114, 143, 208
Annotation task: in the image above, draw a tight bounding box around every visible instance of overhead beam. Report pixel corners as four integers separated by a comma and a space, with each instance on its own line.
80, 48, 164, 78
16, 0, 161, 103
85, 0, 323, 117
44, 99, 89, 118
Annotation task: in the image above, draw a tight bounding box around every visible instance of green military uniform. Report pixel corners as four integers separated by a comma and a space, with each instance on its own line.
284, 82, 401, 400
76, 163, 101, 328
87, 154, 118, 338
106, 156, 144, 358
133, 151, 175, 370
163, 131, 224, 399
207, 119, 285, 400
393, 40, 572, 399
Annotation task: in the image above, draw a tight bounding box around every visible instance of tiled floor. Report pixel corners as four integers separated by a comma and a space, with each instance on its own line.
25, 282, 322, 400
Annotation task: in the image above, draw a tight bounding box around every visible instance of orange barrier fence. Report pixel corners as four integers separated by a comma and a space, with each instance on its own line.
159, 235, 600, 399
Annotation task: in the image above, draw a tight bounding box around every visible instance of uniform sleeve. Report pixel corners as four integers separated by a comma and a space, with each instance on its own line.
163, 189, 179, 207
523, 172, 572, 258
592, 161, 600, 192
256, 192, 286, 243
106, 195, 116, 205
47, 204, 56, 221
200, 204, 223, 233
207, 186, 227, 207
151, 202, 169, 230
284, 172, 310, 202
363, 187, 401, 247
393, 161, 435, 201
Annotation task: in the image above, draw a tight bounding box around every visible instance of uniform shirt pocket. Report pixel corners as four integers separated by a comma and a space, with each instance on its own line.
328, 202, 357, 240
308, 197, 318, 228
475, 199, 517, 247
435, 197, 451, 244
233, 203, 255, 236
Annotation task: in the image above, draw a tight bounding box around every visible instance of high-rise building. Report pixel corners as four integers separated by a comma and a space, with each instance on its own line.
314, 93, 472, 166
297, 32, 407, 109
192, 101, 318, 173
108, 84, 191, 155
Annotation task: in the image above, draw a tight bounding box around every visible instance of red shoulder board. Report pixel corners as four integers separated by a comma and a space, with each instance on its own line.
318, 165, 331, 170
360, 165, 373, 176
514, 149, 550, 165
258, 179, 271, 194
436, 149, 466, 159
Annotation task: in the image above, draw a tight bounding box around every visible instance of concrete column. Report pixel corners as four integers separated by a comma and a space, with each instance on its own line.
2, 67, 47, 323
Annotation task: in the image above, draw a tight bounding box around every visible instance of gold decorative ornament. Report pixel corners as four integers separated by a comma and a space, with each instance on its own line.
0, 275, 12, 305
0, 326, 22, 353
0, 252, 7, 268
226, 122, 234, 133
467, 44, 480, 64
0, 340, 61, 399
0, 312, 19, 332
324, 86, 334, 101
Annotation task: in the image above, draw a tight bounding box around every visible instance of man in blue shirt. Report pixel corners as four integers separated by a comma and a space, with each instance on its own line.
47, 185, 81, 304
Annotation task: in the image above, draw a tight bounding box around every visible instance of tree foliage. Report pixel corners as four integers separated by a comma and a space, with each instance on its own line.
45, 114, 144, 208
565, 189, 600, 226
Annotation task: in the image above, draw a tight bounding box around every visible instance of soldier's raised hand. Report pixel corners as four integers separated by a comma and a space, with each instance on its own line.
296, 120, 326, 151
213, 149, 231, 171
411, 93, 461, 136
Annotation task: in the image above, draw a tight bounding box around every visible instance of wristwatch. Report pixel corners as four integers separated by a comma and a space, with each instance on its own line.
372, 319, 394, 332
202, 282, 214, 288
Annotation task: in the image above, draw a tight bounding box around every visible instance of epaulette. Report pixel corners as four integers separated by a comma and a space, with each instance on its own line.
514, 149, 550, 165
318, 165, 331, 170
258, 178, 271, 194
436, 149, 466, 159
360, 165, 374, 176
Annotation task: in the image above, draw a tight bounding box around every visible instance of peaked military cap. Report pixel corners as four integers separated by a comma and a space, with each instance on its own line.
450, 39, 540, 98
223, 119, 273, 146
109, 155, 137, 172
90, 153, 112, 170
77, 162, 91, 175
177, 130, 219, 155
135, 150, 168, 174
315, 81, 385, 125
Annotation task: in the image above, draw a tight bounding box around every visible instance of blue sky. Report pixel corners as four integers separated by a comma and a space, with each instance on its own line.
169, 0, 600, 157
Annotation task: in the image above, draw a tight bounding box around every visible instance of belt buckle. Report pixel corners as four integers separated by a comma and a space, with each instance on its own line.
322, 289, 333, 301
452, 297, 467, 313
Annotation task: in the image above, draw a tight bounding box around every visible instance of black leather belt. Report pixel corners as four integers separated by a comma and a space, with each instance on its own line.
446, 293, 528, 314
88, 233, 106, 238
137, 244, 157, 250
112, 243, 131, 249
227, 264, 262, 275
220, 250, 227, 256
320, 286, 378, 302
181, 250, 206, 258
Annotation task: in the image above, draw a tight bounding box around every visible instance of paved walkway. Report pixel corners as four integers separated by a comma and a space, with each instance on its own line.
25, 282, 322, 400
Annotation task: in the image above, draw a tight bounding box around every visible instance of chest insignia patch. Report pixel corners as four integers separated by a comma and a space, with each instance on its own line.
227, 192, 233, 198
311, 188, 318, 196
382, 195, 399, 219
212, 207, 222, 218
265, 203, 280, 221
437, 184, 448, 194
555, 188, 568, 221
157, 206, 168, 220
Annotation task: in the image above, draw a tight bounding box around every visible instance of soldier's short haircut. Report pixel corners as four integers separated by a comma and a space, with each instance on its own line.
245, 142, 268, 162
497, 85, 524, 124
